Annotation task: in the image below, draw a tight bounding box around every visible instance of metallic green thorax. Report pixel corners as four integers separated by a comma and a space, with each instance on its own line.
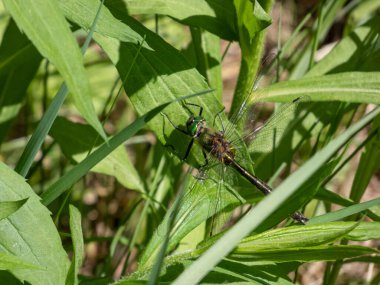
186, 115, 204, 137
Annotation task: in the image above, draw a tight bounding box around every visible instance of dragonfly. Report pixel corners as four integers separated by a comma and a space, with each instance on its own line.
161, 98, 309, 226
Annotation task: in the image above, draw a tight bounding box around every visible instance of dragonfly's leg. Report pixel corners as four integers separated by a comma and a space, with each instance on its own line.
201, 149, 209, 168
184, 102, 203, 116
192, 150, 209, 180
213, 107, 226, 133
161, 112, 193, 160
161, 112, 189, 136
183, 138, 195, 161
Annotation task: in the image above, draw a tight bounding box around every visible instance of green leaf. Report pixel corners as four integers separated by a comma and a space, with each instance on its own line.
345, 222, 380, 241
0, 252, 41, 270
0, 162, 69, 284
115, 0, 238, 41
316, 187, 354, 207
146, 259, 293, 284
50, 117, 144, 192
344, 255, 380, 264
14, 84, 68, 177
0, 198, 28, 221
189, 28, 223, 99
234, 0, 271, 45
65, 205, 84, 285
230, 245, 378, 262
257, 72, 380, 104
236, 222, 358, 252
0, 19, 42, 143
2, 0, 105, 138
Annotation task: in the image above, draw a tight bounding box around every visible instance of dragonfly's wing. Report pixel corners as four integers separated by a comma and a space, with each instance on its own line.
244, 96, 310, 154
206, 163, 245, 236
154, 158, 243, 242
146, 172, 217, 263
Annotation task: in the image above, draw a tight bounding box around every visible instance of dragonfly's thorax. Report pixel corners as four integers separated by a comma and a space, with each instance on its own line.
187, 115, 236, 164
200, 129, 236, 165
187, 115, 206, 138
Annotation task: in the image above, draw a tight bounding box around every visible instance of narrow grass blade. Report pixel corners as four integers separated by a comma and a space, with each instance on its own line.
308, 197, 380, 225
15, 84, 68, 176
65, 205, 84, 285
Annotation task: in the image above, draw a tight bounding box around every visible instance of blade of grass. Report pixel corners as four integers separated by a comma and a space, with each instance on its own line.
309, 197, 380, 225
65, 205, 84, 285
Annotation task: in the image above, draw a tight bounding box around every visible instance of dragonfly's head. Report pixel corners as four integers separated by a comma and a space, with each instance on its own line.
186, 115, 205, 138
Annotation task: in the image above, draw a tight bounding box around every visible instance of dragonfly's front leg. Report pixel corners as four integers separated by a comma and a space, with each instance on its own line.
161, 112, 189, 136
161, 112, 196, 161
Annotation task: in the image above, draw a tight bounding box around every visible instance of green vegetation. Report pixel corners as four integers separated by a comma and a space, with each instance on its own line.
0, 0, 379, 284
